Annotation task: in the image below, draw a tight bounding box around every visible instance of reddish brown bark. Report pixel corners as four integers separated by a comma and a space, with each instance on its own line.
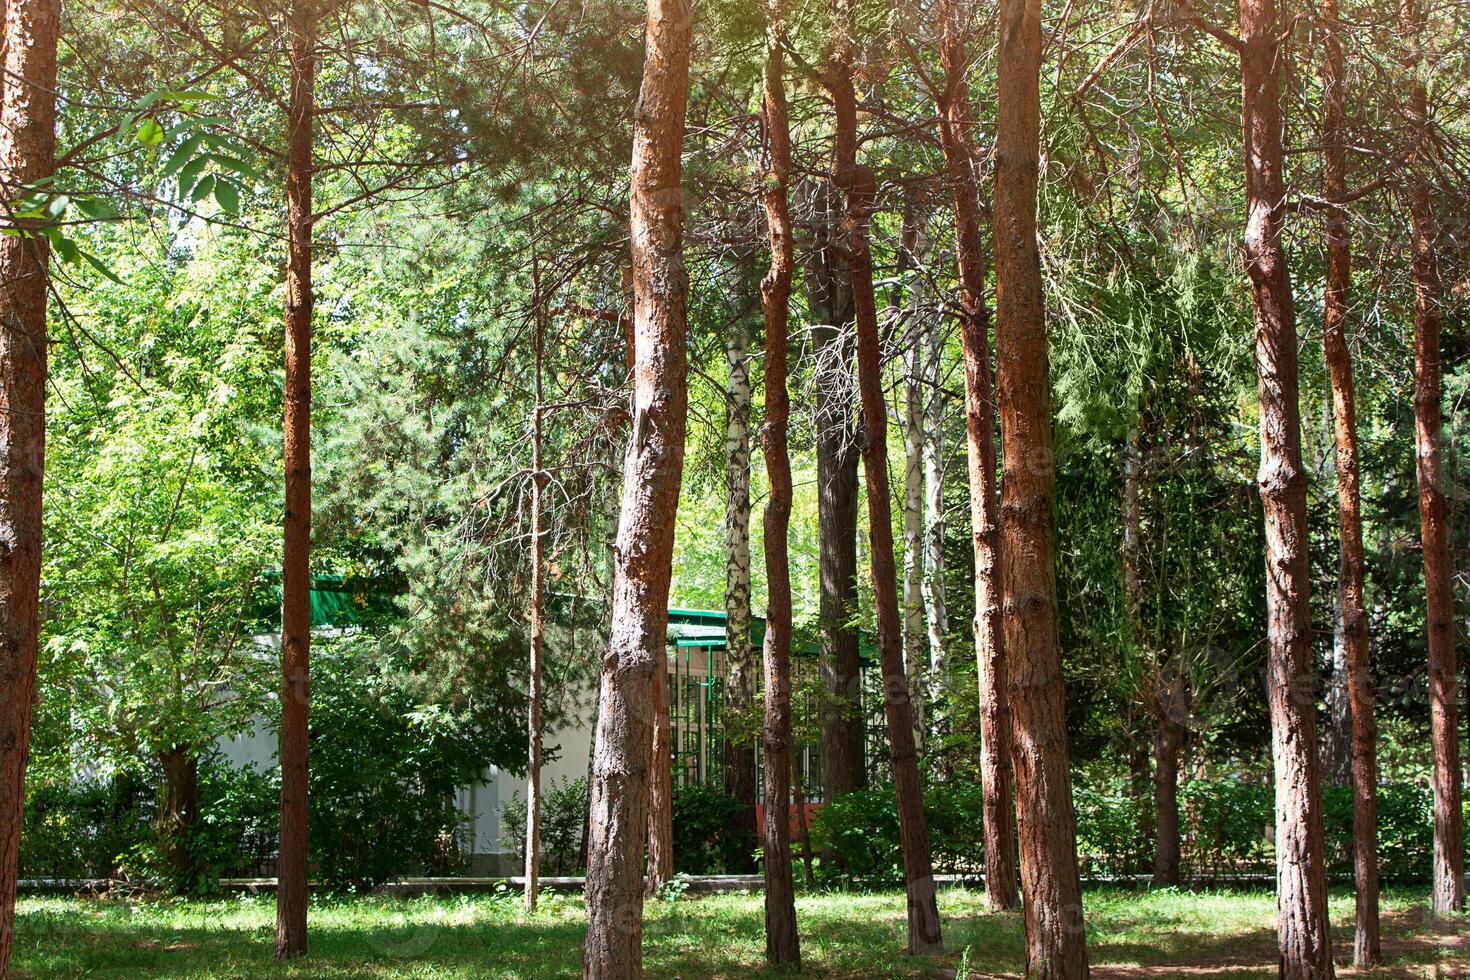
993, 0, 1088, 974
0, 0, 56, 972
1401, 0, 1463, 918
582, 0, 691, 974
1320, 0, 1379, 960
276, 0, 315, 959
1237, 0, 1335, 972
757, 9, 799, 961
934, 0, 1018, 913
825, 14, 943, 955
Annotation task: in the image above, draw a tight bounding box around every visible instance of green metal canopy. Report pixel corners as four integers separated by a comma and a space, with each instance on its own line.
665, 608, 876, 661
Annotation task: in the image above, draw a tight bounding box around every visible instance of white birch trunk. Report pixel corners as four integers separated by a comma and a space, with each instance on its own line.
724, 315, 754, 744
921, 306, 949, 676
896, 197, 926, 749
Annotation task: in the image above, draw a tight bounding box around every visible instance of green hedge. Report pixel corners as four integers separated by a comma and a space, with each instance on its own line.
671, 783, 757, 875
19, 777, 152, 881
813, 777, 1443, 884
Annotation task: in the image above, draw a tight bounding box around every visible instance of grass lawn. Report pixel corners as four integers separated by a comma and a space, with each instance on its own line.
12, 886, 1470, 978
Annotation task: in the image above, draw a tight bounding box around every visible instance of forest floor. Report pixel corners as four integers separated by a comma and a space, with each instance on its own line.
11, 886, 1470, 978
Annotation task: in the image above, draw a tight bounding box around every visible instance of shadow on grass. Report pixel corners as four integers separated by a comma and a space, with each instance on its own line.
14, 898, 587, 979
15, 888, 1470, 979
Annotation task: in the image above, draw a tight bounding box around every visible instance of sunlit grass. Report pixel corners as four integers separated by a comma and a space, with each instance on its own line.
11, 886, 1469, 977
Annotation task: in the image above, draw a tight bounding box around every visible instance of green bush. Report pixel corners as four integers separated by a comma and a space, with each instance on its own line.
500, 776, 589, 876
671, 783, 756, 875
812, 775, 1440, 885
124, 756, 280, 895
1073, 782, 1150, 877
809, 789, 901, 882
304, 640, 496, 891
192, 759, 279, 885
20, 761, 276, 892
20, 777, 152, 881
809, 781, 989, 883
1323, 782, 1433, 884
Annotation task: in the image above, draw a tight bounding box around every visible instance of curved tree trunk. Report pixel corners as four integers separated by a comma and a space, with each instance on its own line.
826, 14, 943, 953
582, 0, 691, 973
1238, 0, 1335, 972
277, 0, 316, 959
934, 0, 1018, 912
757, 11, 800, 960
1401, 0, 1463, 920
723, 310, 757, 864
994, 0, 1088, 973
1320, 0, 1379, 960
807, 180, 865, 802
0, 0, 57, 971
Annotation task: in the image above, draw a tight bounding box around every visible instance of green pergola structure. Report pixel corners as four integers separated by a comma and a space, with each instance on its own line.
662, 608, 880, 801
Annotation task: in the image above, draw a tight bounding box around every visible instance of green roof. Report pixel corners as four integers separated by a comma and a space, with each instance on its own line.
666, 608, 875, 661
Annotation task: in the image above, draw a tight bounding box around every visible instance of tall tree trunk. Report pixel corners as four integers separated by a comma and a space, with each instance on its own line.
826, 16, 943, 954
583, 276, 636, 877
921, 315, 948, 677
1318, 396, 1352, 789
582, 0, 691, 973
723, 307, 758, 864
525, 277, 547, 914
1320, 0, 1379, 959
758, 11, 800, 960
994, 0, 1089, 973
1151, 679, 1185, 887
899, 197, 927, 750
1322, 610, 1352, 788
935, 0, 1018, 911
808, 181, 865, 802
1401, 0, 1463, 920
0, 0, 57, 971
277, 0, 315, 959
159, 748, 201, 892
1238, 0, 1335, 971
